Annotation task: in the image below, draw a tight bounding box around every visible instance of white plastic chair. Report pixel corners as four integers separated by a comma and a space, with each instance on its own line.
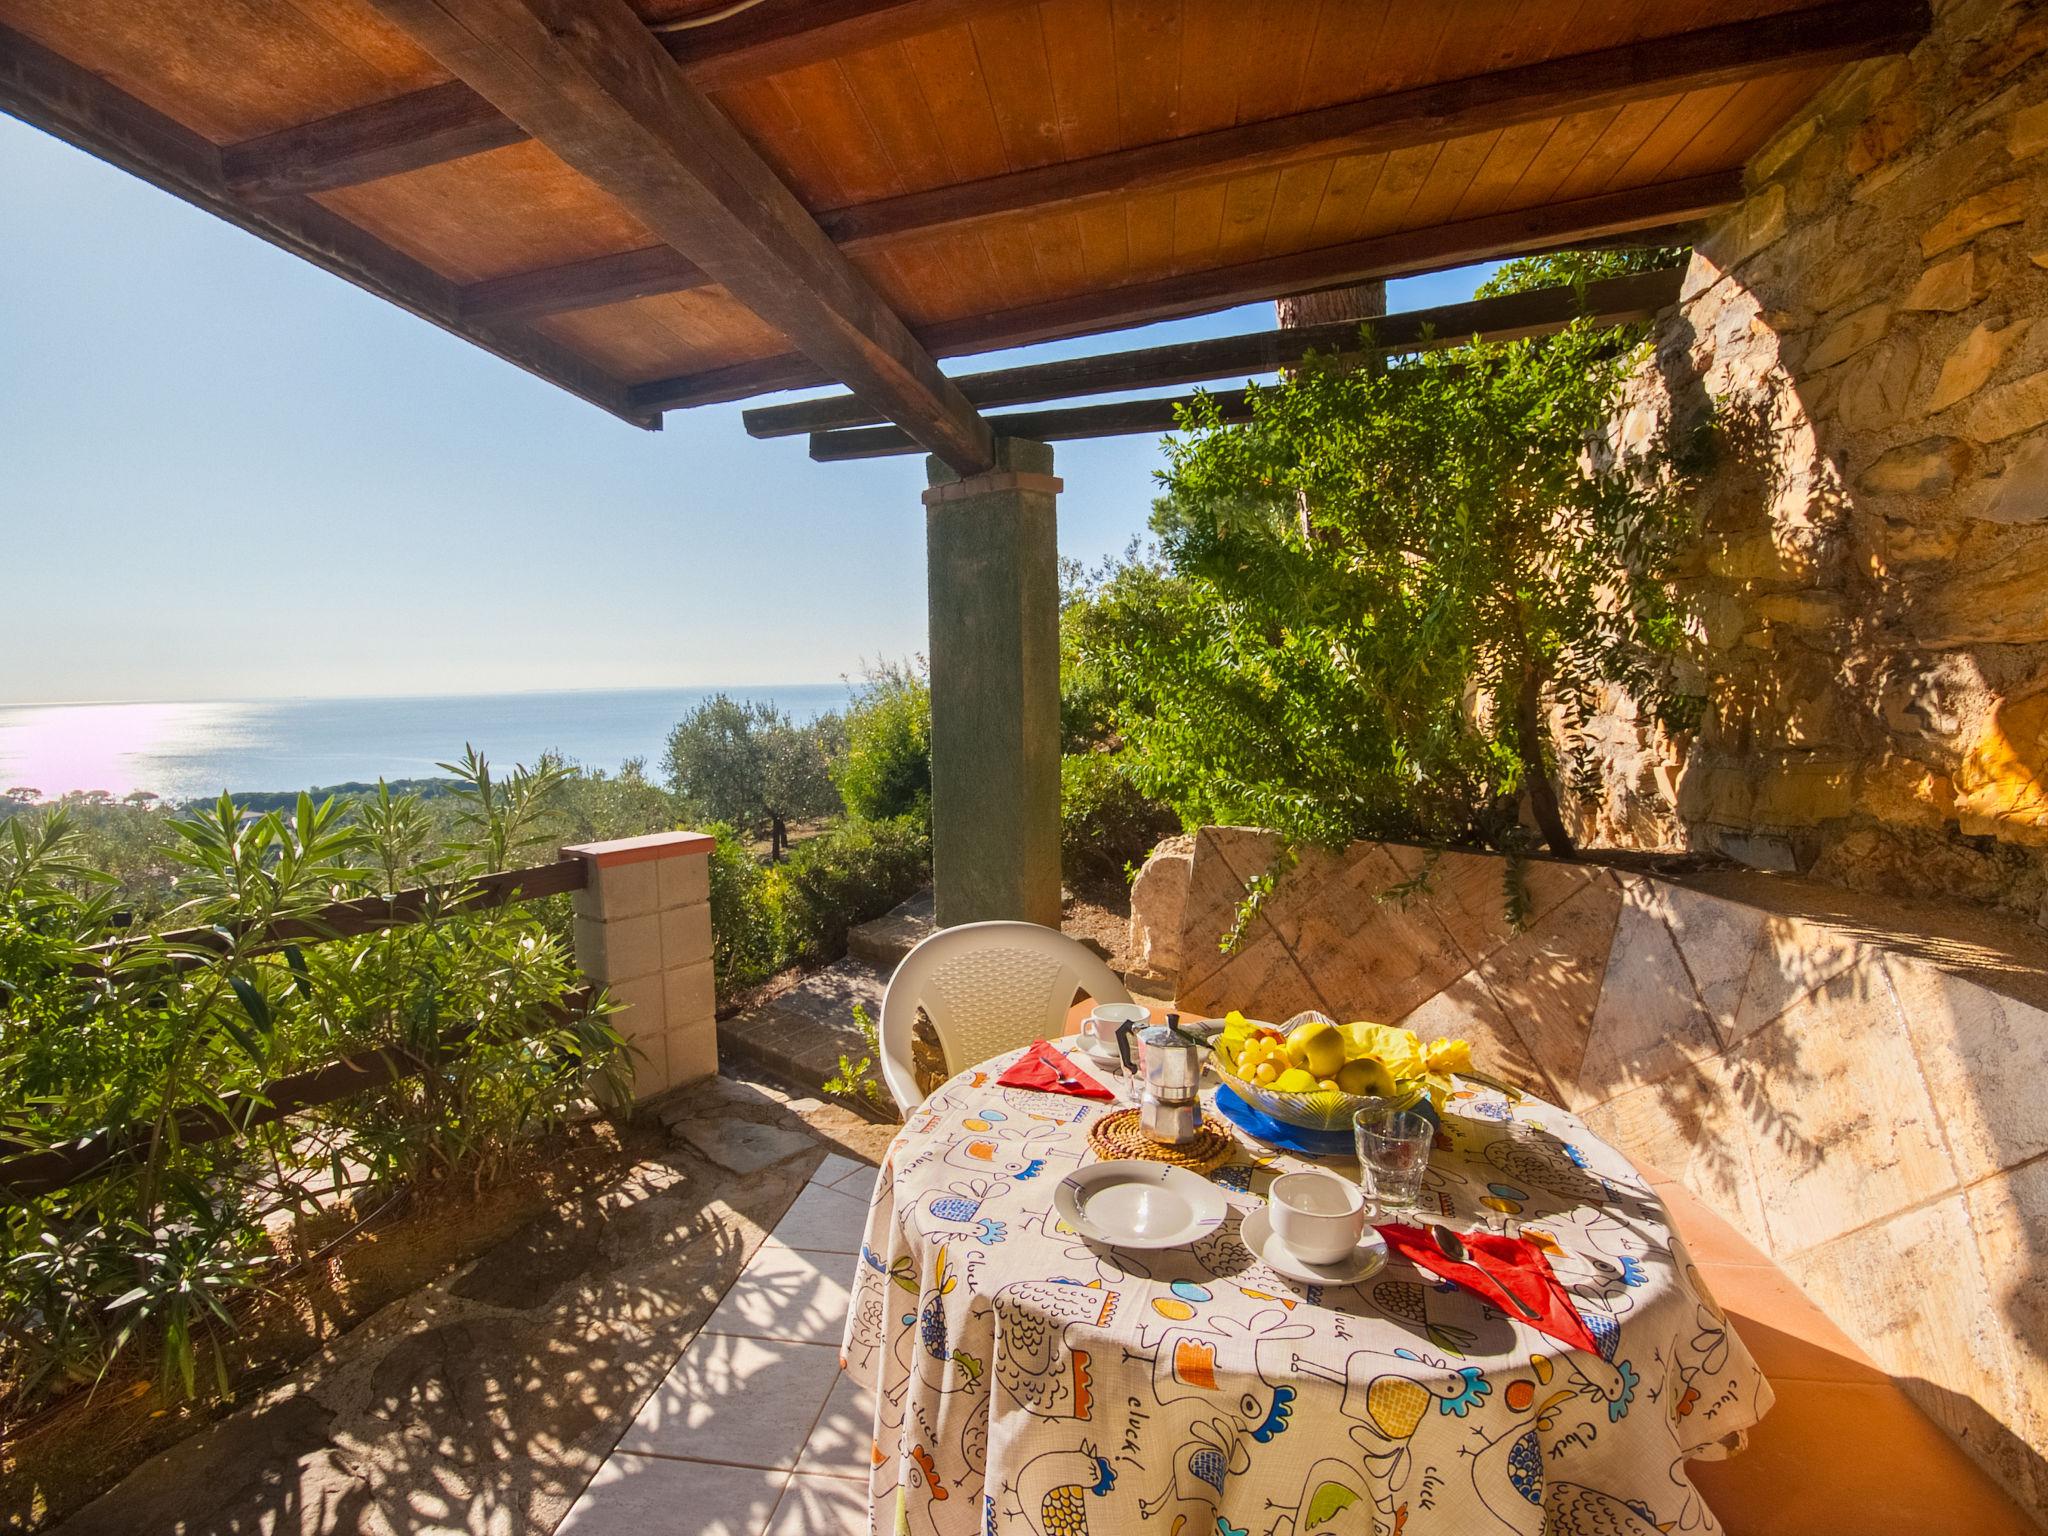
879, 920, 1134, 1114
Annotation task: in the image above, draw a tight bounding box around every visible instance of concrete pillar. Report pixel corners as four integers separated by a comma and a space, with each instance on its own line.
923, 437, 1062, 928
563, 830, 717, 1100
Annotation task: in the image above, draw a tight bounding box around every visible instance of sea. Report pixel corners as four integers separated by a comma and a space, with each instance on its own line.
0, 686, 853, 804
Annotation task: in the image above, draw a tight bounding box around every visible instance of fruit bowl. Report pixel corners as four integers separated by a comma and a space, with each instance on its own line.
1210, 1012, 1432, 1135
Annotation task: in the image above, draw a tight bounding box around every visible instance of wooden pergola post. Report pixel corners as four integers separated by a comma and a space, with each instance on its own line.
923, 437, 1063, 928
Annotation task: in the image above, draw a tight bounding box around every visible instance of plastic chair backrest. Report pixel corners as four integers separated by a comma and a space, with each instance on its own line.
878, 920, 1133, 1114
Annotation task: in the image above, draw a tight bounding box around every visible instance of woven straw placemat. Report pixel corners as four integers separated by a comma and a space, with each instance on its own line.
1087, 1107, 1237, 1173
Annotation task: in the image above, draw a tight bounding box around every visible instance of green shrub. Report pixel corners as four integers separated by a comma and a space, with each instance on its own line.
834, 661, 930, 823
0, 758, 625, 1412
705, 820, 776, 1000
1060, 752, 1179, 883
766, 814, 930, 968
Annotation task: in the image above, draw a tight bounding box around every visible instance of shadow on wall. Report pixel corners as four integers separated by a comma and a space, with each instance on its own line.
1575, 0, 2048, 934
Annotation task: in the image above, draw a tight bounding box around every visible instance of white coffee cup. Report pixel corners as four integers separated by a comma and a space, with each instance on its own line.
1268, 1170, 1367, 1265
1083, 1001, 1150, 1053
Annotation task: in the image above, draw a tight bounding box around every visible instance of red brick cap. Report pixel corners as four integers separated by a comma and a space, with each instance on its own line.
561, 830, 716, 868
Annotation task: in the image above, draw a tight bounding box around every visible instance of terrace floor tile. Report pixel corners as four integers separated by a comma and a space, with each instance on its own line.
558, 1454, 789, 1536
700, 1237, 855, 1346
795, 1367, 877, 1481
771, 1179, 872, 1254
618, 1334, 841, 1470
765, 1472, 871, 1536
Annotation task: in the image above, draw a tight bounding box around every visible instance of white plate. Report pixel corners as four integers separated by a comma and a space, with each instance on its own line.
1055, 1161, 1228, 1249
1240, 1205, 1387, 1286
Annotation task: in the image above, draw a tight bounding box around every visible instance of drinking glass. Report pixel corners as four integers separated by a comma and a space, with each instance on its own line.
1354, 1108, 1434, 1212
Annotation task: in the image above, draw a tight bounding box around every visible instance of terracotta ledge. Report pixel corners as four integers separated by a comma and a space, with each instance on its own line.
1639, 1162, 2039, 1536
562, 830, 716, 868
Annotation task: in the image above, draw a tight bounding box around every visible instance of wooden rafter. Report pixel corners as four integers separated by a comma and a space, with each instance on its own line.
221, 0, 1010, 198
808, 390, 1260, 460
0, 19, 654, 429
746, 267, 1686, 438
457, 0, 1925, 324
364, 0, 993, 471
631, 176, 1738, 413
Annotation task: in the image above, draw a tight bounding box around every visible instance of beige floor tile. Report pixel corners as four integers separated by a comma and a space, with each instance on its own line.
558, 1454, 790, 1536
701, 1238, 857, 1346
796, 1368, 877, 1481
830, 1162, 880, 1201
765, 1472, 873, 1536
773, 1180, 877, 1255
809, 1152, 865, 1188
620, 1335, 842, 1469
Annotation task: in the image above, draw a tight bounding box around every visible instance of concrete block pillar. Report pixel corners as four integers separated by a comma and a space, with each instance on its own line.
563, 830, 717, 1100
923, 436, 1063, 928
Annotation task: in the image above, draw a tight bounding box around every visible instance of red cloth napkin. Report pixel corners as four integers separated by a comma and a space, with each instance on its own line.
996, 1040, 1115, 1100
1377, 1223, 1600, 1354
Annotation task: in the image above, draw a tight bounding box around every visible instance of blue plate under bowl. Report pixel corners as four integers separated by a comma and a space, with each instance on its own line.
1212, 1083, 1356, 1158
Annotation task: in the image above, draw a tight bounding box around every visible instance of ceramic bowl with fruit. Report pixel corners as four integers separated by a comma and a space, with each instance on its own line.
1210, 1011, 1473, 1135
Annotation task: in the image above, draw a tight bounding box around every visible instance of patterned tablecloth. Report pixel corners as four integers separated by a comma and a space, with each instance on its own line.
842, 1043, 1773, 1536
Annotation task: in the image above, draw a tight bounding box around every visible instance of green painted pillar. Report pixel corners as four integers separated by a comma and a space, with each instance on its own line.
923, 437, 1063, 928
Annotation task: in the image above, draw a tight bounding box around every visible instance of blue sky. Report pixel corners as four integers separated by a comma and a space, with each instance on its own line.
1, 113, 1497, 705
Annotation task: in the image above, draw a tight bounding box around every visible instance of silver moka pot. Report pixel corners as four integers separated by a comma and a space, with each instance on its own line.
1116, 1013, 1205, 1146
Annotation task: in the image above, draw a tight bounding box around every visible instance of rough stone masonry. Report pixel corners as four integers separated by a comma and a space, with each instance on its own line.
1576, 0, 2048, 929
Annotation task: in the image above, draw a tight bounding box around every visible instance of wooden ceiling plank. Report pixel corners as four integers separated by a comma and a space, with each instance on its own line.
639, 170, 1734, 411
222, 0, 1013, 197
748, 265, 1684, 436
0, 16, 651, 427
469, 0, 1924, 323
364, 0, 992, 470
805, 0, 1933, 244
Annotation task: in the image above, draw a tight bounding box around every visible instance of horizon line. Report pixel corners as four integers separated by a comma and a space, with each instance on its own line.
0, 681, 858, 710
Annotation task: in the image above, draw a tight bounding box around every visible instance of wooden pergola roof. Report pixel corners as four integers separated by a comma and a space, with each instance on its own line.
1, 0, 1926, 471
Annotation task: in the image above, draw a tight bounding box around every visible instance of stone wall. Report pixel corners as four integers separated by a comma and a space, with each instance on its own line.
1578, 0, 2048, 928
1167, 826, 2048, 1523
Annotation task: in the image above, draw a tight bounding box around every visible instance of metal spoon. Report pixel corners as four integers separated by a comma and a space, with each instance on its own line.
1431, 1224, 1543, 1321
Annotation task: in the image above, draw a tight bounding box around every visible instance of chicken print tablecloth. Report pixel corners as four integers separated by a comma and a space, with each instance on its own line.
842, 1043, 1773, 1536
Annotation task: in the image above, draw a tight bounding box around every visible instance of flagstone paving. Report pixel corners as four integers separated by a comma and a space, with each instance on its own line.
48, 1070, 893, 1536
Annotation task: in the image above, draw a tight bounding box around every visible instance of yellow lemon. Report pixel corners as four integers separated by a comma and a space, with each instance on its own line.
1272, 1067, 1320, 1094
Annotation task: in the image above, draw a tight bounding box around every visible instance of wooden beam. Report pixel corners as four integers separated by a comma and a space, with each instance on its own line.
461, 0, 1924, 323
365, 0, 992, 471
0, 21, 655, 429
811, 390, 1259, 459
749, 267, 1684, 437
222, 0, 1012, 197
633, 175, 1737, 413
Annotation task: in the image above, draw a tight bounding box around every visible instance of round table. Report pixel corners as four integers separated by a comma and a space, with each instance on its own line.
842, 1041, 1773, 1536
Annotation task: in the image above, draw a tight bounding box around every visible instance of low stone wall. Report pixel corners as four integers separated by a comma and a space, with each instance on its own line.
1576, 0, 2048, 927
1161, 826, 2048, 1522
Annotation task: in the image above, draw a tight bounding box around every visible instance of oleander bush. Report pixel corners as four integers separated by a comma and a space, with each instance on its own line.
0, 754, 625, 1415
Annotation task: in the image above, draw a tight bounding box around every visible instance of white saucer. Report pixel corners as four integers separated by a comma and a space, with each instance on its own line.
1068, 1033, 1124, 1067
1240, 1206, 1387, 1286
1055, 1161, 1228, 1249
